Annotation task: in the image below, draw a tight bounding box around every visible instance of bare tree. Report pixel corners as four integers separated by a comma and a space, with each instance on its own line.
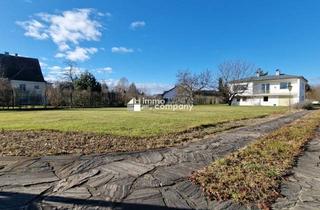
176, 69, 213, 104
217, 60, 255, 105
0, 78, 13, 108
307, 85, 320, 101
46, 83, 61, 108
63, 61, 78, 107
126, 83, 140, 100
114, 77, 129, 105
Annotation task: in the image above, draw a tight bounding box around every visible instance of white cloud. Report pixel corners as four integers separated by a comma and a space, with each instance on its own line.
44, 65, 84, 81
48, 65, 62, 71
136, 82, 172, 95
99, 79, 118, 88
98, 12, 112, 17
96, 67, 113, 74
39, 61, 48, 68
98, 78, 172, 95
17, 8, 103, 61
111, 47, 134, 54
55, 47, 98, 62
310, 77, 320, 85
130, 21, 146, 30
16, 20, 49, 40
44, 65, 63, 81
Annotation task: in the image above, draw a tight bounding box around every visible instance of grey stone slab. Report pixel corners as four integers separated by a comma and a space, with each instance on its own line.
161, 188, 191, 208
101, 160, 154, 177
53, 169, 99, 192
98, 176, 136, 201
0, 184, 51, 209
175, 180, 208, 209
124, 188, 165, 206
86, 172, 114, 189
153, 163, 203, 186
0, 171, 59, 187
56, 187, 91, 199
0, 158, 38, 173
132, 174, 161, 189
134, 151, 164, 165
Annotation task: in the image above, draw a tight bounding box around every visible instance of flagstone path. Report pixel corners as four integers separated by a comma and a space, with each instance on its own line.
0, 111, 308, 210
272, 128, 320, 210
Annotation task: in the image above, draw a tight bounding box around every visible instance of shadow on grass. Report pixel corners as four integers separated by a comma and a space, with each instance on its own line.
0, 191, 189, 210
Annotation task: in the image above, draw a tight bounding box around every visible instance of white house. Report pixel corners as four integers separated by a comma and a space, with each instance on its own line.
0, 52, 46, 105
230, 69, 307, 106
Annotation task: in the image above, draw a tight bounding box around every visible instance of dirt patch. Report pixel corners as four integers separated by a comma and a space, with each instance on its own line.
0, 114, 287, 157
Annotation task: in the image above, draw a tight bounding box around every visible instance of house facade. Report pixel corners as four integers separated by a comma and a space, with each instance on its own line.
0, 52, 46, 105
230, 70, 307, 106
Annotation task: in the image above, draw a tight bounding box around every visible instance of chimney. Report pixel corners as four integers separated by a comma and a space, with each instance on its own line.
15, 53, 18, 56
256, 68, 262, 77
275, 69, 281, 76
4, 51, 9, 55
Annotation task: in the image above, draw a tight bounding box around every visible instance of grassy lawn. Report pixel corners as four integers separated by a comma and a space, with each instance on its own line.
0, 105, 286, 137
191, 110, 320, 208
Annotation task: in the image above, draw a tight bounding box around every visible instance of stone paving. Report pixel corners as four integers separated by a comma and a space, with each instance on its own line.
272, 128, 320, 210
0, 111, 308, 210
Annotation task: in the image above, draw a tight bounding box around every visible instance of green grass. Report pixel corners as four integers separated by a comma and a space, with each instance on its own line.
192, 110, 320, 208
0, 105, 286, 137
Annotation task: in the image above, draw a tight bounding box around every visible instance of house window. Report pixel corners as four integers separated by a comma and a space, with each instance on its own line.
263, 96, 269, 102
280, 82, 291, 89
261, 84, 270, 93
242, 97, 247, 102
34, 85, 39, 89
233, 84, 248, 91
19, 84, 26, 91
236, 98, 240, 102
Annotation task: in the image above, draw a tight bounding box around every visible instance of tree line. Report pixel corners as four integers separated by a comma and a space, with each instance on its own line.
47, 71, 144, 108
0, 66, 144, 108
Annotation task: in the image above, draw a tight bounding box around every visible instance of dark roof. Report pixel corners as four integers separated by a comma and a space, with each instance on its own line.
162, 86, 177, 96
230, 74, 308, 83
0, 53, 45, 82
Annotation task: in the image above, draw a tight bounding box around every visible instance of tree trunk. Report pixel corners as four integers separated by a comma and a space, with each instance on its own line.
228, 94, 236, 106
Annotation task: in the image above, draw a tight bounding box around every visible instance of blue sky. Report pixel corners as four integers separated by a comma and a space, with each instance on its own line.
0, 0, 320, 93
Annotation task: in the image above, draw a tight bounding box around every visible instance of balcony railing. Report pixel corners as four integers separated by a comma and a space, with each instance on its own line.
253, 89, 270, 94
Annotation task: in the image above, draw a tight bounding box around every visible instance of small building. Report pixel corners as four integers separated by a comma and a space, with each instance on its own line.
230, 69, 308, 106
162, 86, 178, 103
162, 86, 222, 104
0, 52, 46, 106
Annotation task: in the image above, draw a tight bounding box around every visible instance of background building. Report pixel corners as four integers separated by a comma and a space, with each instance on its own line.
0, 52, 46, 106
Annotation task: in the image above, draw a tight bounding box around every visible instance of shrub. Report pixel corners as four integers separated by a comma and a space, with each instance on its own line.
293, 101, 314, 110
